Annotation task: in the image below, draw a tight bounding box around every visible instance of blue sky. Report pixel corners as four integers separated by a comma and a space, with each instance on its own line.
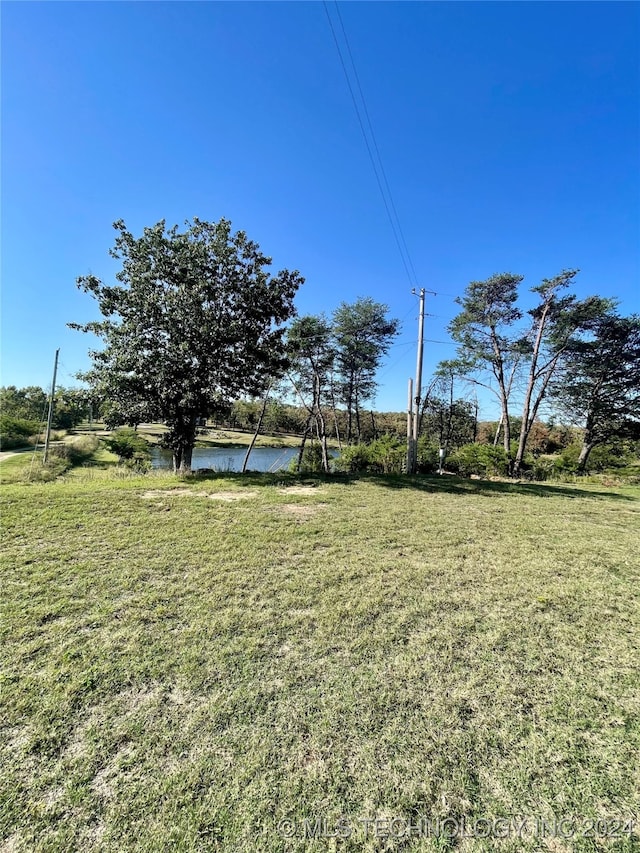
2, 1, 638, 418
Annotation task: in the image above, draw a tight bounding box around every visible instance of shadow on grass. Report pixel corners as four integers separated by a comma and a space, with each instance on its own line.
185, 469, 637, 501
357, 473, 638, 502
185, 469, 355, 489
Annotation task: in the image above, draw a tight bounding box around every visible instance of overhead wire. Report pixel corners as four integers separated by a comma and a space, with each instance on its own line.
332, 1, 420, 289
322, 1, 419, 290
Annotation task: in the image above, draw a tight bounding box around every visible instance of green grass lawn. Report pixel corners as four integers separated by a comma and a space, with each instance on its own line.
1, 470, 639, 851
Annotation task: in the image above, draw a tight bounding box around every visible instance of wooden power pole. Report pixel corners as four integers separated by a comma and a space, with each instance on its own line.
406, 377, 414, 473
407, 289, 429, 473
43, 349, 60, 464
406, 288, 438, 474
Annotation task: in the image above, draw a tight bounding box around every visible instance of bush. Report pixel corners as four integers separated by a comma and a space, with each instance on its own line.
367, 435, 405, 474
449, 443, 509, 478
0, 416, 40, 450
526, 457, 556, 481
104, 428, 151, 465
25, 458, 70, 482
416, 438, 439, 474
288, 442, 325, 474
334, 435, 406, 475
48, 435, 98, 465
335, 443, 371, 473
553, 440, 636, 475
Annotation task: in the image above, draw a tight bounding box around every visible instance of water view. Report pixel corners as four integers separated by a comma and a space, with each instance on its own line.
151, 445, 300, 473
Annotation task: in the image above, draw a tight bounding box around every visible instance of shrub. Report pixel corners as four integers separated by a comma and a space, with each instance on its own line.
524, 457, 556, 481
335, 443, 371, 473
25, 458, 70, 482
49, 435, 99, 465
553, 440, 636, 475
449, 443, 509, 478
367, 435, 405, 474
416, 438, 439, 474
104, 428, 151, 464
334, 435, 406, 475
288, 443, 325, 474
0, 416, 40, 450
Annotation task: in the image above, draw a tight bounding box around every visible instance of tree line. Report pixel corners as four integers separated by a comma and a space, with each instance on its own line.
447, 270, 640, 474
0, 386, 87, 450
6, 216, 636, 475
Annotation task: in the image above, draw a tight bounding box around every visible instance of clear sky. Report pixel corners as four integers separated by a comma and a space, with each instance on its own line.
2, 1, 638, 418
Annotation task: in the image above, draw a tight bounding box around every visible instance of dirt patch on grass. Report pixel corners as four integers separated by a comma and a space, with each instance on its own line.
208, 491, 257, 502
279, 503, 326, 519
141, 489, 256, 502
278, 486, 324, 495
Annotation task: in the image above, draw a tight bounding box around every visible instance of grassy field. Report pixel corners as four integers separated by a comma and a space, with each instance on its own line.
1, 466, 639, 852
74, 423, 322, 450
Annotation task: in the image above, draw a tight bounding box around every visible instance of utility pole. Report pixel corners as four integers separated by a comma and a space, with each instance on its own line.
412, 288, 426, 457
406, 377, 414, 473
406, 288, 435, 473
43, 349, 60, 464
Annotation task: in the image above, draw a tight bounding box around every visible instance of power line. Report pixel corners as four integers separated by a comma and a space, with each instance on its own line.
332, 1, 420, 288
322, 1, 419, 289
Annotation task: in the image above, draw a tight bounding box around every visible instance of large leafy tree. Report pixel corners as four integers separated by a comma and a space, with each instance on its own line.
332, 297, 399, 444
449, 270, 612, 475
0, 385, 86, 430
448, 273, 525, 469
511, 270, 613, 475
286, 315, 335, 472
71, 218, 303, 472
549, 312, 640, 471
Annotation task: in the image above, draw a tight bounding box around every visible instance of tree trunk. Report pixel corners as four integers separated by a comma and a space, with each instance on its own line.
346, 375, 354, 444
489, 329, 513, 473
472, 397, 478, 443
576, 420, 597, 473
242, 393, 269, 473
318, 412, 330, 473
172, 413, 197, 474
329, 376, 342, 451
576, 441, 595, 473
443, 375, 454, 456
179, 443, 194, 475
296, 414, 313, 472
370, 410, 378, 440
513, 302, 551, 476
493, 415, 502, 447
313, 373, 330, 473
501, 401, 512, 473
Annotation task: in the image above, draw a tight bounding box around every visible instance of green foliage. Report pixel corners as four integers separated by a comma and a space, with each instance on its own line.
554, 440, 637, 475
288, 443, 325, 474
71, 218, 303, 472
50, 435, 99, 466
367, 435, 405, 473
335, 443, 372, 473
0, 385, 87, 430
334, 435, 405, 474
449, 443, 509, 478
25, 436, 99, 482
447, 269, 616, 475
104, 428, 151, 468
0, 386, 47, 423
332, 297, 399, 443
0, 416, 40, 450
25, 458, 69, 482
416, 437, 439, 474
549, 312, 640, 467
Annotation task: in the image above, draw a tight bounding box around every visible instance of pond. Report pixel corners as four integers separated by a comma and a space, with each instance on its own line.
151, 445, 301, 473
